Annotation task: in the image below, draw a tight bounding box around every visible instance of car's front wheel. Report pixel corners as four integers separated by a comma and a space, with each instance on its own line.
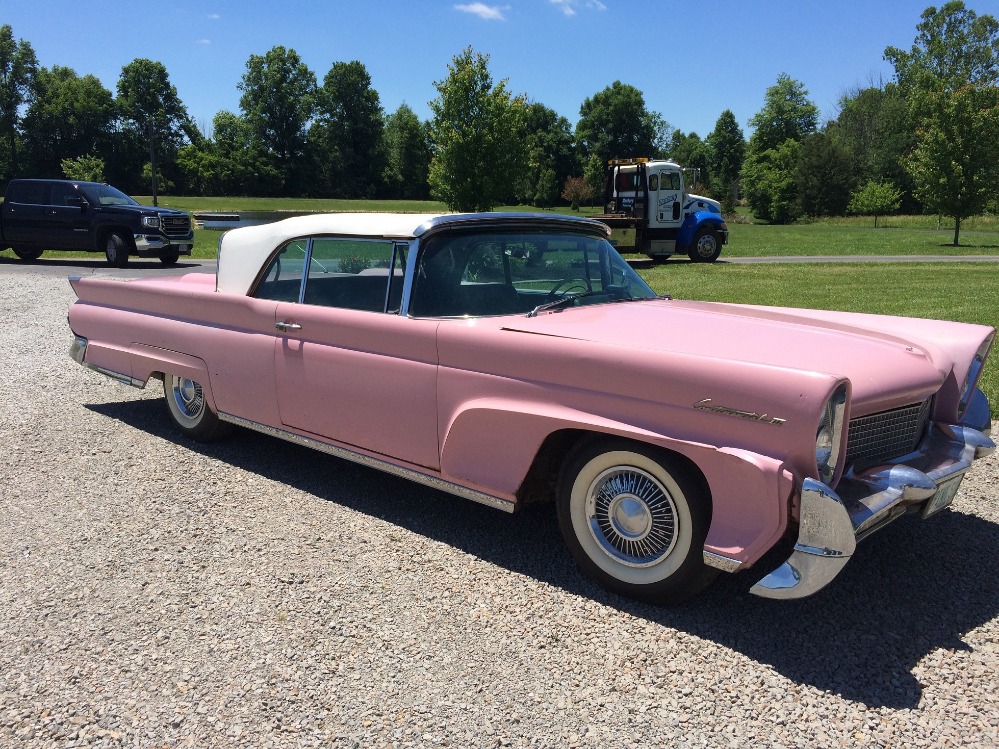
556, 438, 715, 604
688, 227, 722, 263
159, 248, 180, 266
163, 374, 230, 441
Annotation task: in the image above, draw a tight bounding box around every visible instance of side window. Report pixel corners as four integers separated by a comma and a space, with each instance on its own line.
255, 240, 309, 302
7, 181, 47, 205
302, 238, 396, 312
648, 174, 659, 191
49, 183, 78, 206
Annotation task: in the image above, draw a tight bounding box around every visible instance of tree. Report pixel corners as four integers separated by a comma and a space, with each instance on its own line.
707, 110, 745, 211
668, 131, 711, 191
383, 104, 431, 200
907, 84, 999, 244
561, 175, 596, 211
311, 60, 385, 198
518, 102, 576, 206
848, 180, 903, 227
22, 66, 114, 177
177, 110, 278, 196
740, 139, 803, 224
427, 47, 526, 211
794, 131, 856, 217
116, 59, 194, 193
829, 85, 916, 211
0, 25, 37, 180
885, 2, 999, 245
742, 74, 817, 222
575, 81, 668, 167
238, 46, 316, 194
61, 154, 105, 182
747, 73, 819, 153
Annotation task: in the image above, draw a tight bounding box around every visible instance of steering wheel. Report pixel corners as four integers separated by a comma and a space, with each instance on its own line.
546, 278, 590, 300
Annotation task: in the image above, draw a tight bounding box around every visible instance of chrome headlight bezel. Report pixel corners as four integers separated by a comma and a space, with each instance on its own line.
957, 333, 994, 421
142, 215, 161, 229
816, 383, 848, 485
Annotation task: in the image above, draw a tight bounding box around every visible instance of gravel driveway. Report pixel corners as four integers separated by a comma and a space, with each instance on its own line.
1, 266, 998, 748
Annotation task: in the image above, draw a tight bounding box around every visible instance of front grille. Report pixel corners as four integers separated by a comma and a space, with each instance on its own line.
161, 214, 191, 238
845, 399, 932, 465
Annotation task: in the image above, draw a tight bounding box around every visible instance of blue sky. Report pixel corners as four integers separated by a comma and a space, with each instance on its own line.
5, 1, 990, 139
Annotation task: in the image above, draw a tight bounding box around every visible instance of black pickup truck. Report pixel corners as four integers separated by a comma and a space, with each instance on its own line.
0, 179, 194, 266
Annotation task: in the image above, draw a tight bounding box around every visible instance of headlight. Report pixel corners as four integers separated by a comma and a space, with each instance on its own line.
142, 215, 160, 229
957, 333, 994, 420
816, 384, 848, 484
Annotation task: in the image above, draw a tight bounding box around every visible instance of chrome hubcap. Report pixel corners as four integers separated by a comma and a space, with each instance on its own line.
173, 378, 204, 419
696, 235, 717, 257
586, 467, 678, 567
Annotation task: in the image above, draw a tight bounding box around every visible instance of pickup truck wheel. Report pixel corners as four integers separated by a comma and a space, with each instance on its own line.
159, 249, 180, 266
556, 439, 715, 604
163, 374, 230, 442
688, 228, 722, 263
104, 232, 130, 268
12, 247, 43, 261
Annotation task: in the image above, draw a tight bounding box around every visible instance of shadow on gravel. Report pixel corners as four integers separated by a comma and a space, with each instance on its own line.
88, 398, 999, 710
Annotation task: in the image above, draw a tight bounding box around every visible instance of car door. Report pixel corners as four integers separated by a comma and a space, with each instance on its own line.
653, 170, 683, 227
1, 181, 47, 247
258, 237, 441, 470
45, 182, 91, 250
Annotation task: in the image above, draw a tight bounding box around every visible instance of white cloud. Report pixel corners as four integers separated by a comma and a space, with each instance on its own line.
195, 39, 212, 46
208, 13, 221, 20
454, 3, 509, 20
550, 0, 606, 15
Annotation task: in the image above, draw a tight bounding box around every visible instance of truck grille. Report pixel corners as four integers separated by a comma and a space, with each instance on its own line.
845, 399, 932, 465
161, 214, 191, 238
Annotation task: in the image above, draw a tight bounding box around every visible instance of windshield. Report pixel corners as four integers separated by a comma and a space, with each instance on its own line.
79, 183, 139, 207
410, 230, 657, 318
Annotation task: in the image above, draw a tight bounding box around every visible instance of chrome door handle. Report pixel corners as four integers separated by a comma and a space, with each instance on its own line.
275, 321, 302, 332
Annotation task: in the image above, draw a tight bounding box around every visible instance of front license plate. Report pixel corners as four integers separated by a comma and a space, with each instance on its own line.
922, 475, 965, 518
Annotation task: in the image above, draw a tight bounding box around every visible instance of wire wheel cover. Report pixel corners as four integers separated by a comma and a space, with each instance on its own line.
586, 467, 679, 567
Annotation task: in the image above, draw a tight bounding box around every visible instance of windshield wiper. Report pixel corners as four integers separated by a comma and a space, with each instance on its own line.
527, 290, 601, 318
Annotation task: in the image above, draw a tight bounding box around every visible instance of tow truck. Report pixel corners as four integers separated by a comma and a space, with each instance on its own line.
593, 158, 727, 262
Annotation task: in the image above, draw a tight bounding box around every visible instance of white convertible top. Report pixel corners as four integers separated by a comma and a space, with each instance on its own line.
216, 213, 443, 294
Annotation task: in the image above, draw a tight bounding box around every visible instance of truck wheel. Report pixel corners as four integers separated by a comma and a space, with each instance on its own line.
688, 228, 722, 263
556, 438, 716, 604
163, 374, 230, 442
12, 247, 43, 261
104, 232, 130, 268
159, 248, 180, 266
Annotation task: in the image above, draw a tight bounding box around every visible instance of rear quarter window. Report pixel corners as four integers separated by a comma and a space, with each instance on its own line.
6, 181, 48, 205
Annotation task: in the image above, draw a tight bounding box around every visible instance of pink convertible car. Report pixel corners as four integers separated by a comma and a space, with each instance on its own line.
68, 213, 995, 603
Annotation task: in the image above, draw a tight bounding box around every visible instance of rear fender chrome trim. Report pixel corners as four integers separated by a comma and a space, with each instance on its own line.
218, 412, 517, 514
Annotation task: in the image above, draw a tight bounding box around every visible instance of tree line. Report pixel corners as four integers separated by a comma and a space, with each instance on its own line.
1, 2, 996, 243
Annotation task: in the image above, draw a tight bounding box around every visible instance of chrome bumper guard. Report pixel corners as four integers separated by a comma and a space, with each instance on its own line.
751, 422, 995, 600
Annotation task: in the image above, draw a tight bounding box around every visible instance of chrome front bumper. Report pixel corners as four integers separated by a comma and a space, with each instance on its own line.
133, 232, 193, 256
751, 420, 995, 600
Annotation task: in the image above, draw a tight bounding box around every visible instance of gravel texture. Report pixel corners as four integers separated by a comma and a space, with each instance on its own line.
1, 267, 998, 748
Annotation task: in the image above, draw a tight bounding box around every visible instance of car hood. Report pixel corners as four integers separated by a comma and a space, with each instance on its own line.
498, 298, 983, 415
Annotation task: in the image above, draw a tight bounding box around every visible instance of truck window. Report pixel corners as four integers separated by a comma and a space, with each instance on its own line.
6, 181, 47, 205
49, 183, 79, 206
648, 174, 659, 191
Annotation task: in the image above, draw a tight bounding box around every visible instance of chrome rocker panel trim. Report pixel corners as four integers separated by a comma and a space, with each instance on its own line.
751, 422, 995, 600
217, 412, 516, 514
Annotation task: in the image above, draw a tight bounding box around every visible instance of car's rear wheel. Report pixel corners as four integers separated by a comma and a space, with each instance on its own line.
556, 438, 715, 603
163, 374, 230, 441
12, 247, 43, 261
105, 232, 130, 268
